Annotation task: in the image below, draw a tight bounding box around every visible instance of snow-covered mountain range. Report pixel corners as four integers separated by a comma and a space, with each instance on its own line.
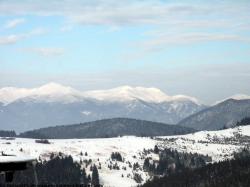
1, 82, 250, 132
0, 82, 201, 105
0, 83, 206, 132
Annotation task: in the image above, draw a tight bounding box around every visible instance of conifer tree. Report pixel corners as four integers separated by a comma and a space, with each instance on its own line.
91, 164, 100, 186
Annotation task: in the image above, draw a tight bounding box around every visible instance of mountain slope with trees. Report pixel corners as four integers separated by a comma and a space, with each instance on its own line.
0, 155, 91, 186
142, 149, 250, 187
19, 118, 195, 139
178, 99, 250, 130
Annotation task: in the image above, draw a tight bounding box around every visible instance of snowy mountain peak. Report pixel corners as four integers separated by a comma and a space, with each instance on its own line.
171, 95, 201, 104
0, 83, 201, 105
214, 94, 250, 105
0, 83, 80, 105
84, 85, 172, 103
0, 87, 31, 104
229, 94, 250, 100
36, 82, 77, 95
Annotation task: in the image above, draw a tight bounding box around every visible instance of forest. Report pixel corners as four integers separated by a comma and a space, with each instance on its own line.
142, 148, 250, 187
0, 154, 100, 187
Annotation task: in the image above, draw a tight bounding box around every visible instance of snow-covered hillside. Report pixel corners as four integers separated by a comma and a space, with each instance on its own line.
0, 136, 157, 187
158, 125, 250, 161
1, 125, 250, 187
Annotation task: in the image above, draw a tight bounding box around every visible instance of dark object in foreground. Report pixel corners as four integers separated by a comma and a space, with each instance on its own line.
0, 155, 100, 186
0, 154, 36, 183
0, 162, 27, 172
0, 185, 96, 187
35, 139, 50, 144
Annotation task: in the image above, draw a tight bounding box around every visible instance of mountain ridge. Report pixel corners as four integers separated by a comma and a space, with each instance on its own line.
19, 117, 195, 139
1, 83, 250, 132
178, 98, 250, 130
1, 83, 249, 105
0, 82, 201, 105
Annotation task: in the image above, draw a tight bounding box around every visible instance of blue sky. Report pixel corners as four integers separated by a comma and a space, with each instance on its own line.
0, 0, 250, 103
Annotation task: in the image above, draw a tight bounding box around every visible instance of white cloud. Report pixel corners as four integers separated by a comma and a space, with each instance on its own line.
29, 27, 48, 35
22, 47, 65, 57
106, 26, 121, 32
0, 0, 249, 54
140, 33, 250, 52
0, 0, 243, 26
0, 28, 48, 45
60, 25, 73, 32
122, 32, 250, 61
0, 34, 21, 45
0, 1, 249, 34
4, 18, 25, 29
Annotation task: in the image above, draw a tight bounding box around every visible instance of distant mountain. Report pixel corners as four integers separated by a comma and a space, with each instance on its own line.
178, 99, 250, 130
0, 83, 201, 105
19, 118, 195, 139
0, 83, 205, 132
214, 94, 250, 105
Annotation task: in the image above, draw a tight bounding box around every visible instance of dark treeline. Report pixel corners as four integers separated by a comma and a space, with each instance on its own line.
143, 147, 212, 176
1, 118, 195, 139
18, 131, 48, 139
0, 155, 100, 186
142, 149, 250, 187
111, 152, 123, 162
0, 130, 16, 137
18, 118, 195, 139
236, 117, 250, 127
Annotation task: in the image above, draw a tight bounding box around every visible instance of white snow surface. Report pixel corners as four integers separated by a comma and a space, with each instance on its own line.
159, 125, 250, 161
0, 125, 250, 186
0, 155, 36, 163
0, 136, 157, 187
0, 83, 200, 105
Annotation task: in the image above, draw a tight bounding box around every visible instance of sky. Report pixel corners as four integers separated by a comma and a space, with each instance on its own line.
0, 0, 250, 104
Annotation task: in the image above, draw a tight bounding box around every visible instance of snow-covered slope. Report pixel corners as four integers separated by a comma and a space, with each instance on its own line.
0, 136, 157, 187
0, 83, 205, 132
1, 125, 250, 187
158, 125, 250, 161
